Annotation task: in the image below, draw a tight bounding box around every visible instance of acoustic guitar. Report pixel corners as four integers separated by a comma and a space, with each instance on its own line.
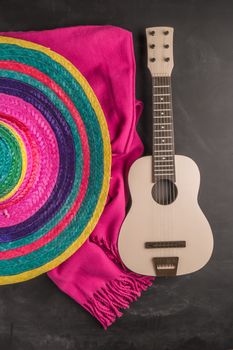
118, 27, 213, 277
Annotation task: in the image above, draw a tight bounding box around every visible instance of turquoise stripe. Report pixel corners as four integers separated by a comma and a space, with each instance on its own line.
0, 136, 12, 183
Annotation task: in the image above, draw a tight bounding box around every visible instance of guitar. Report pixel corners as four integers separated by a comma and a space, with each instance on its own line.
118, 27, 213, 277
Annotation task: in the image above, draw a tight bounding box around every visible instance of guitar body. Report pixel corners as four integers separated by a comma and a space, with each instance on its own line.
118, 155, 213, 276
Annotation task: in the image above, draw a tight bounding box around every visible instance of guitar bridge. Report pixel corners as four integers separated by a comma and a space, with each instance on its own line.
145, 241, 186, 249
152, 257, 179, 276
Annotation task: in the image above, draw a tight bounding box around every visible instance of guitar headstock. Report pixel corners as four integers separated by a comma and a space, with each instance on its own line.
146, 26, 174, 76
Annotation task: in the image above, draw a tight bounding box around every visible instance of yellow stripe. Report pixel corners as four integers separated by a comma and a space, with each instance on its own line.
0, 36, 111, 285
0, 120, 27, 202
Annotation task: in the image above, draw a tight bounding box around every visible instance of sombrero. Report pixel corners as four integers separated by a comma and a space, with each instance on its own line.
0, 36, 111, 284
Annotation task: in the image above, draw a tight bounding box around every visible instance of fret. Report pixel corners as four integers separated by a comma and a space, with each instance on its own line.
154, 130, 172, 133
154, 139, 173, 142
154, 150, 173, 154
153, 108, 171, 111
154, 160, 174, 163
153, 136, 173, 141
153, 122, 172, 125
154, 142, 173, 145
155, 165, 174, 168
154, 128, 173, 132
154, 154, 174, 157
154, 129, 172, 132
154, 158, 174, 161
153, 101, 170, 105
153, 144, 173, 148
154, 159, 174, 163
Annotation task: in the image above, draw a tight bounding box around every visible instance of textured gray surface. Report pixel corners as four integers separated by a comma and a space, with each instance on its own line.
0, 0, 232, 349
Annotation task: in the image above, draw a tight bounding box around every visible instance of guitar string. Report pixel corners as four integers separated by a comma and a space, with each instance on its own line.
167, 74, 172, 247
163, 74, 169, 254
161, 73, 166, 258
170, 74, 175, 259
162, 73, 167, 258
169, 74, 175, 259
167, 76, 174, 252
169, 74, 174, 259
165, 73, 171, 257
169, 74, 172, 258
161, 73, 168, 258
160, 74, 165, 258
155, 75, 162, 258
169, 73, 173, 259
166, 73, 172, 256
155, 74, 162, 258
161, 74, 164, 259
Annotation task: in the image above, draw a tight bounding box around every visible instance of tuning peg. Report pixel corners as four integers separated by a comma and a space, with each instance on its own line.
163, 30, 169, 35
150, 44, 155, 49
150, 58, 156, 62
164, 57, 170, 62
150, 30, 155, 36
164, 44, 169, 48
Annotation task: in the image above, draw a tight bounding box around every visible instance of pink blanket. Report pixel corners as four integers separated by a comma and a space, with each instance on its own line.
1, 25, 154, 328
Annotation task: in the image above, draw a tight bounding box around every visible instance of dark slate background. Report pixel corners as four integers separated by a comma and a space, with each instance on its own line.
0, 0, 233, 349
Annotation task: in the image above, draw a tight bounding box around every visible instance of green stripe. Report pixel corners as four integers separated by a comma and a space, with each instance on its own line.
0, 124, 22, 198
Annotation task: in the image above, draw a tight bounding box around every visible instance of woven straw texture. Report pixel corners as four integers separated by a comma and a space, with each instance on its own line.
0, 36, 111, 284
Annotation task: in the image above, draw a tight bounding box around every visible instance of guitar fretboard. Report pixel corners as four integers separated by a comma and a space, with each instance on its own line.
152, 75, 175, 183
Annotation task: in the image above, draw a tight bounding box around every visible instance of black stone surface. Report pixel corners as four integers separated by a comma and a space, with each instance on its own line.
0, 0, 233, 349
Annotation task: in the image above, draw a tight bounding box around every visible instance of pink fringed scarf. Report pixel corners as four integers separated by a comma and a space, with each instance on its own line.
1, 25, 154, 328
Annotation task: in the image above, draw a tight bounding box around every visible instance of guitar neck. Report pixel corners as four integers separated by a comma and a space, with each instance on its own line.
152, 75, 176, 183
146, 26, 176, 183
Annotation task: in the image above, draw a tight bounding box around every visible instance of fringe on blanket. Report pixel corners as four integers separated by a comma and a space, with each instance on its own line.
86, 236, 154, 329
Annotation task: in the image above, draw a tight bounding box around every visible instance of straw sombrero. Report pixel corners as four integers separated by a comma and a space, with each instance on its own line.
0, 36, 111, 284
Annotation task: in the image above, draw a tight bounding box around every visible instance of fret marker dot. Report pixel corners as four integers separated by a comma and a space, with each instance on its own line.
161, 126, 164, 129
162, 157, 166, 160
162, 139, 165, 143
160, 97, 164, 101
161, 112, 164, 115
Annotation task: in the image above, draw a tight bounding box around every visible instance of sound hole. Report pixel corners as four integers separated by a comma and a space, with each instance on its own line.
152, 179, 178, 205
